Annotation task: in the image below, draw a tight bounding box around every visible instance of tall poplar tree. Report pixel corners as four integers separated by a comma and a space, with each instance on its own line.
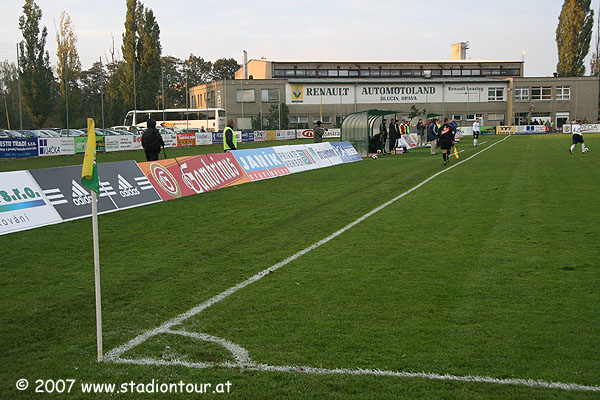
138, 8, 161, 109
18, 0, 54, 127
120, 0, 161, 112
556, 0, 594, 76
56, 11, 82, 127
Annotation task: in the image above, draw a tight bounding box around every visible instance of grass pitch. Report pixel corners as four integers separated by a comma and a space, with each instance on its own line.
1, 135, 599, 399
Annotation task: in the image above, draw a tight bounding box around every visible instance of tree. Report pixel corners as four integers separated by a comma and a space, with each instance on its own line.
18, 0, 54, 127
160, 55, 184, 108
251, 112, 262, 130
590, 2, 600, 76
556, 0, 594, 76
137, 7, 161, 109
183, 54, 212, 87
80, 61, 108, 126
120, 0, 141, 111
211, 58, 240, 80
279, 103, 290, 129
56, 11, 82, 127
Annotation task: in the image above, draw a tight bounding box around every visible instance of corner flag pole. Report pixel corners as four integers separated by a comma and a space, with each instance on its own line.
92, 189, 102, 361
81, 118, 102, 361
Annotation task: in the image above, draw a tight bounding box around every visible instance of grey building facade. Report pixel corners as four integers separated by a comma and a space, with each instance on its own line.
189, 59, 598, 131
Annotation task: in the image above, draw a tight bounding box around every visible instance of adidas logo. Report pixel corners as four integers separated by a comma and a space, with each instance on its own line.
71, 180, 93, 206
117, 174, 140, 197
43, 188, 68, 206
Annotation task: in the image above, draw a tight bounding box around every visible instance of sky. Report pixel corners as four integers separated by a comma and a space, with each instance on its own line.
1, 0, 599, 77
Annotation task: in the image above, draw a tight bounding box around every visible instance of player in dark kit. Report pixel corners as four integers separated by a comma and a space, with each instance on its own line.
438, 118, 455, 165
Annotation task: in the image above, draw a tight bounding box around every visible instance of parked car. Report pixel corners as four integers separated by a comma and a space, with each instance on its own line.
0, 130, 9, 138
19, 130, 52, 138
37, 130, 60, 137
5, 130, 24, 138
98, 128, 124, 136
59, 129, 86, 137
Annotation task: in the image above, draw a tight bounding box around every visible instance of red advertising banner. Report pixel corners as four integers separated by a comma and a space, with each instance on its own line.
138, 153, 250, 201
177, 132, 196, 147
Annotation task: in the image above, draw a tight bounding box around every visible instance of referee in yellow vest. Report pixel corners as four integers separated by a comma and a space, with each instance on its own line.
223, 119, 237, 152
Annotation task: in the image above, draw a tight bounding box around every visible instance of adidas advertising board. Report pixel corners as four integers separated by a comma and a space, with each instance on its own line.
0, 138, 38, 158
137, 153, 251, 201
38, 138, 75, 156
0, 171, 62, 235
29, 161, 161, 220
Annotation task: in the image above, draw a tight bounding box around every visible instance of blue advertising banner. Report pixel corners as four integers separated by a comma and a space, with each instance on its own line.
242, 132, 255, 142
230, 149, 275, 181
330, 142, 362, 162
0, 138, 38, 158
212, 132, 223, 144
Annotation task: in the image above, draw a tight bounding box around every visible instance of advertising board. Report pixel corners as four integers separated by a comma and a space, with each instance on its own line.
0, 170, 62, 235
0, 138, 38, 158
38, 138, 75, 156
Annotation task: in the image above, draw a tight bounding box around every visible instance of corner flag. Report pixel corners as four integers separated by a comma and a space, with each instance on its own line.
453, 145, 460, 159
81, 118, 103, 361
81, 118, 99, 193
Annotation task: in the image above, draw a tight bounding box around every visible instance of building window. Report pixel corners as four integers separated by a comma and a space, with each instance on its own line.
531, 87, 552, 100
296, 70, 306, 76
515, 87, 529, 100
305, 69, 317, 76
274, 69, 285, 77
431, 70, 441, 76
488, 87, 504, 101
236, 117, 252, 130
290, 116, 309, 124
556, 86, 570, 100
349, 70, 359, 77
488, 113, 505, 121
380, 69, 391, 76
452, 69, 461, 76
338, 70, 349, 77
470, 69, 481, 76
390, 70, 400, 76
313, 116, 331, 124
328, 70, 338, 77
284, 69, 295, 76
467, 113, 483, 121
449, 114, 462, 121
236, 89, 255, 103
360, 69, 370, 77
261, 89, 279, 102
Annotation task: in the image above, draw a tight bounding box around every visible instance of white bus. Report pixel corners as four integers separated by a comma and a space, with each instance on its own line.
124, 108, 226, 131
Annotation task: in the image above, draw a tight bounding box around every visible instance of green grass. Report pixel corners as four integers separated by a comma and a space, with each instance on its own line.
1, 135, 599, 399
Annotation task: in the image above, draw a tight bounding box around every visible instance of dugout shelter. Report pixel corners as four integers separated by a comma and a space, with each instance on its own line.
341, 109, 398, 157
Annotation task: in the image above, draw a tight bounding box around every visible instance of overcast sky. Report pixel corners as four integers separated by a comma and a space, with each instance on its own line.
1, 0, 599, 77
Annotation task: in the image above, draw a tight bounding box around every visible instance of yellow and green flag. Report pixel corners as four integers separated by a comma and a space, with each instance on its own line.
453, 145, 460, 159
81, 118, 99, 193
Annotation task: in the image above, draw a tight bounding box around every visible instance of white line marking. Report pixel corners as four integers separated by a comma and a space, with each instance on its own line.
102, 136, 598, 392
110, 357, 600, 392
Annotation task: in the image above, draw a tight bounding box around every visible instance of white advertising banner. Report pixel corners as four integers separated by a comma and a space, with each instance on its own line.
195, 132, 212, 146
304, 144, 333, 167
276, 130, 296, 140
582, 124, 600, 133
296, 128, 341, 139
0, 170, 62, 235
289, 144, 320, 170
119, 135, 135, 151
254, 131, 266, 142
105, 136, 121, 152
161, 133, 178, 148
287, 83, 506, 105
38, 137, 75, 156
272, 145, 307, 173
132, 135, 143, 150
